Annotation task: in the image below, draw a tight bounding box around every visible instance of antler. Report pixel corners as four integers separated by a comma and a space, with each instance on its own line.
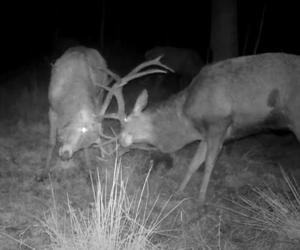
95, 56, 173, 157
100, 56, 173, 123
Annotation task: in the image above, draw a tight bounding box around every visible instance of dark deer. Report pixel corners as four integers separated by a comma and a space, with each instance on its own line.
145, 46, 204, 90
118, 53, 300, 202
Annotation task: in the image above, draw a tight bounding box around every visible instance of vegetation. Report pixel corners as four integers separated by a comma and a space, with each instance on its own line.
1, 49, 300, 250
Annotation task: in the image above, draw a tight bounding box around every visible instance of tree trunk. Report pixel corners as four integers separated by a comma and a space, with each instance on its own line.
100, 0, 106, 51
210, 0, 238, 62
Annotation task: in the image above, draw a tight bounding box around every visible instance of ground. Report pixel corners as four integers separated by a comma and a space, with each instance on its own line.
1, 56, 300, 249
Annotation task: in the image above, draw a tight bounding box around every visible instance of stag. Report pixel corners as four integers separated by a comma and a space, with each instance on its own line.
45, 46, 109, 173
44, 45, 171, 177
118, 53, 300, 203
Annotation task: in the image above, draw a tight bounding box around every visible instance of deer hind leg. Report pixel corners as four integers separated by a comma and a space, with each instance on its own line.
178, 141, 207, 192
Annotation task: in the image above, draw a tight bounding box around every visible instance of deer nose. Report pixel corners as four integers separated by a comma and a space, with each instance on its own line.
119, 133, 133, 147
59, 145, 73, 161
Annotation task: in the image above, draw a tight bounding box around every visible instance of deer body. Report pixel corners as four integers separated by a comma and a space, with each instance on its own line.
185, 53, 296, 140
120, 53, 300, 202
46, 46, 109, 169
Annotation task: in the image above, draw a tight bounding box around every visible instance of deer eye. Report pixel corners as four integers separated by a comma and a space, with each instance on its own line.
80, 127, 88, 134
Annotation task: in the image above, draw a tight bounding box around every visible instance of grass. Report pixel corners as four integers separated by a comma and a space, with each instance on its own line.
225, 169, 300, 249
0, 63, 49, 123
2, 48, 300, 249
41, 152, 182, 250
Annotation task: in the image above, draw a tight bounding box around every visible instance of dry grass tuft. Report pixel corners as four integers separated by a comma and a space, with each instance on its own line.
42, 154, 181, 250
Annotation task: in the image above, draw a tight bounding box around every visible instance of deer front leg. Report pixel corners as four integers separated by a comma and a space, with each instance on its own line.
46, 109, 57, 170
199, 131, 227, 203
178, 141, 207, 192
84, 147, 92, 170
36, 109, 57, 181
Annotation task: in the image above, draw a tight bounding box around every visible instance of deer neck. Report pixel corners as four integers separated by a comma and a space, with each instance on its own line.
148, 91, 200, 153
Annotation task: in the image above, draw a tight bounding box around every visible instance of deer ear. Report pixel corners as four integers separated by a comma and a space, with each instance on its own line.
133, 89, 148, 114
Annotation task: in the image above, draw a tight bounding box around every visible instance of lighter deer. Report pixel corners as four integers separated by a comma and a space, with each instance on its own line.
46, 46, 109, 171
45, 46, 172, 175
119, 53, 300, 203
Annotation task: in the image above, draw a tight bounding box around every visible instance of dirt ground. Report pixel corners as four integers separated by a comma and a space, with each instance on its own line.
1, 113, 300, 249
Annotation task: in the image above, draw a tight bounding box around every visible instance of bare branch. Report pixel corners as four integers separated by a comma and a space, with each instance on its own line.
254, 3, 267, 54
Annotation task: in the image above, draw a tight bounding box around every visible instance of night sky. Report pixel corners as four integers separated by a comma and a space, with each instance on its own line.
1, 0, 300, 74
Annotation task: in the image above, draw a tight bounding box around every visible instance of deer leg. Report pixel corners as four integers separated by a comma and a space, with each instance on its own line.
37, 109, 57, 181
45, 146, 54, 173
46, 109, 57, 169
178, 141, 207, 192
287, 101, 300, 143
84, 147, 92, 170
199, 132, 226, 203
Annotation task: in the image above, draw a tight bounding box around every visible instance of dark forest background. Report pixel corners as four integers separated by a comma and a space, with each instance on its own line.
0, 0, 299, 76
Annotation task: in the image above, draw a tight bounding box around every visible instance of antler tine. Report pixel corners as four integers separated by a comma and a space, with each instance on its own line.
99, 86, 126, 124
95, 125, 119, 158
94, 69, 119, 117
97, 66, 122, 82
96, 124, 121, 159
119, 68, 168, 87
98, 84, 118, 117
113, 87, 126, 122
127, 56, 174, 76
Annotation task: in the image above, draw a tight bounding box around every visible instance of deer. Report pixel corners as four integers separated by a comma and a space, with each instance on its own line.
117, 52, 300, 203
145, 46, 204, 91
44, 45, 171, 179
44, 46, 109, 175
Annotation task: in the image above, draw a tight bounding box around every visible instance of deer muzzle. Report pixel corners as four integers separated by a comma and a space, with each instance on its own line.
119, 133, 133, 147
59, 145, 73, 161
